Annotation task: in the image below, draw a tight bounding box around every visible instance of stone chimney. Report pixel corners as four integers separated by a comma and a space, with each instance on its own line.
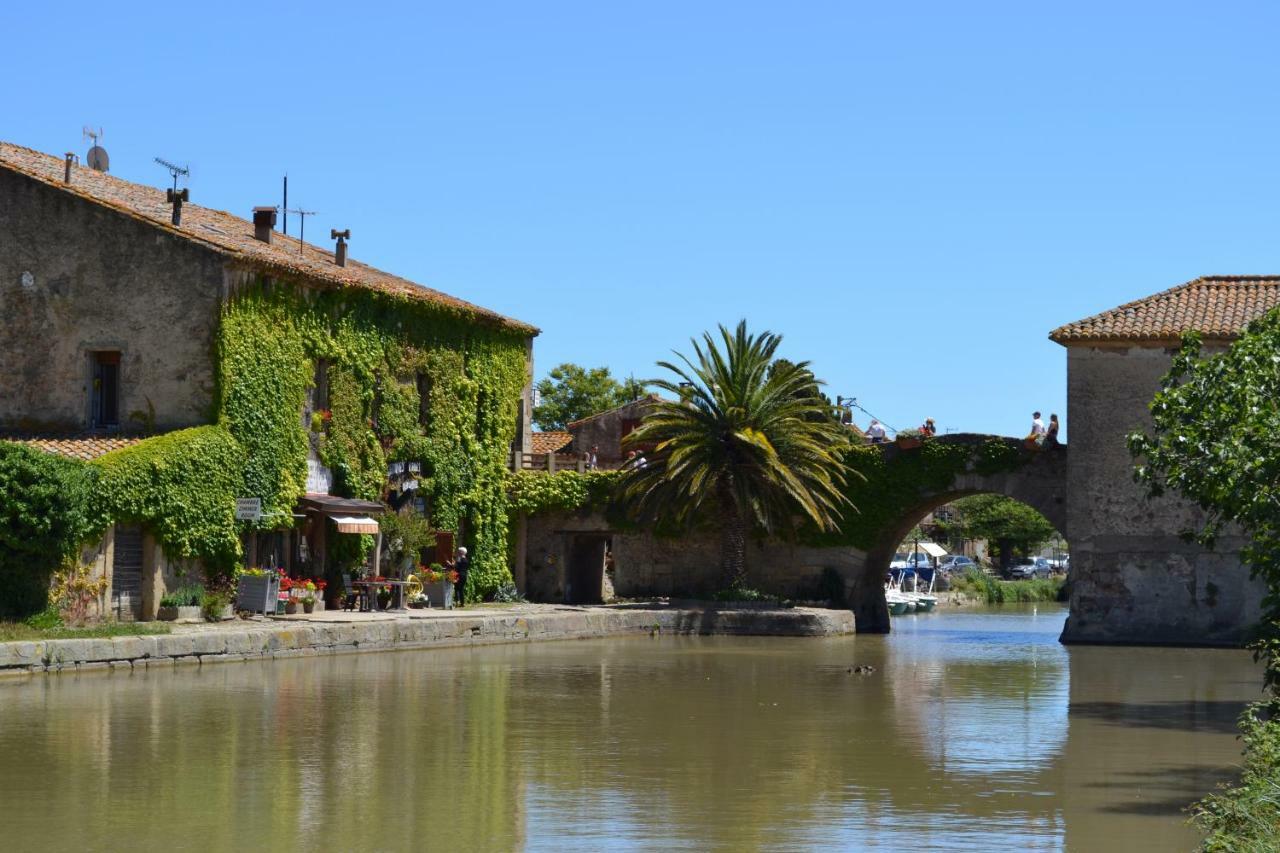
253, 207, 277, 243
167, 188, 189, 226
331, 229, 350, 267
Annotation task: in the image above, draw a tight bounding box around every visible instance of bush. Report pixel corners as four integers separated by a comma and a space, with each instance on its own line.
200, 591, 231, 622
492, 583, 527, 603
712, 586, 770, 602
159, 585, 205, 608
22, 606, 63, 630
948, 568, 1064, 604
0, 444, 99, 619
1192, 707, 1280, 851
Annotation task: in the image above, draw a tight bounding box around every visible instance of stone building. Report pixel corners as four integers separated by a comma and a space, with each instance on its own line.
564, 396, 660, 467
1051, 275, 1275, 645
0, 140, 536, 619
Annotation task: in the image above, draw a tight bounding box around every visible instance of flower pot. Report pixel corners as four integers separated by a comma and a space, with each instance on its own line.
285, 600, 299, 615
302, 600, 315, 614
424, 580, 454, 609
895, 435, 922, 450
236, 574, 281, 614
158, 605, 204, 623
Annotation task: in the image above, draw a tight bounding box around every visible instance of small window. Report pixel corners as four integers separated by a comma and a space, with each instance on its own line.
90, 351, 120, 429
313, 359, 330, 412
416, 372, 431, 428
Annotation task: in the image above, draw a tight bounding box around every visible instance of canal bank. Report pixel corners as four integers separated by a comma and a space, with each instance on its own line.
0, 603, 854, 677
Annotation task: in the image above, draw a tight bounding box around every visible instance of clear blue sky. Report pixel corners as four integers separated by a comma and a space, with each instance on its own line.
7, 2, 1279, 439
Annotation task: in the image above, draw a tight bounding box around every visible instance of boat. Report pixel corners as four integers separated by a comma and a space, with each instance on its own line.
885, 590, 910, 616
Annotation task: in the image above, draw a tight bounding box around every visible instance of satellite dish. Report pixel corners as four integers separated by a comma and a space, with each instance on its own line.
87, 145, 109, 172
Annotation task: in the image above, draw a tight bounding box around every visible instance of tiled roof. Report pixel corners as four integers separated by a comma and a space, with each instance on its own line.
2, 433, 146, 461
0, 142, 536, 335
1050, 276, 1280, 344
530, 431, 573, 453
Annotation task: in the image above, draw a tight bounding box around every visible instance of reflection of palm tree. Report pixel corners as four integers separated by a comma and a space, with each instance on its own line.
621, 321, 853, 588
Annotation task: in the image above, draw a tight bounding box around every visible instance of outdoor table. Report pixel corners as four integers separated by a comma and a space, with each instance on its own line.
353, 579, 410, 612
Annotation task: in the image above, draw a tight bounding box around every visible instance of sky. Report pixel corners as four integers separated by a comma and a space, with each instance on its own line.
6, 1, 1280, 439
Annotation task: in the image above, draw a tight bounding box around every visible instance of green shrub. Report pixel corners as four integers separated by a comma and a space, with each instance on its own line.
0, 444, 99, 619
22, 606, 63, 630
948, 568, 1064, 604
159, 585, 205, 608
1192, 708, 1280, 851
200, 590, 231, 622
492, 583, 527, 603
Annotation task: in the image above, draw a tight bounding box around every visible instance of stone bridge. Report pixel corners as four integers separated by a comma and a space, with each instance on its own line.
848, 433, 1067, 633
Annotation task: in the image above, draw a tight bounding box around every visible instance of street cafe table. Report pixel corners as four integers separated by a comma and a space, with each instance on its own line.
352, 579, 410, 612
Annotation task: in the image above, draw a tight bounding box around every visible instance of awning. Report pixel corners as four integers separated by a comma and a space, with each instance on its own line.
917, 542, 948, 558
332, 515, 380, 534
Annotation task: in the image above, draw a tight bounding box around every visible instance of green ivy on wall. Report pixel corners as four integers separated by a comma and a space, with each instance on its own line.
217, 280, 528, 598
506, 470, 623, 515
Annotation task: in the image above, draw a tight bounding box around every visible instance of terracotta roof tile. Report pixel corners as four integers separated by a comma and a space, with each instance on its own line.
530, 431, 573, 453
0, 142, 536, 335
2, 433, 147, 461
1049, 276, 1280, 344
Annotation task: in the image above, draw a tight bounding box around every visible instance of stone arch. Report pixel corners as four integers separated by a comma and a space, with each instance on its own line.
848, 437, 1068, 633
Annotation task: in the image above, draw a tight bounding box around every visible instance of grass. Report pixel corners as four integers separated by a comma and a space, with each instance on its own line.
948, 568, 1066, 604
1193, 708, 1280, 851
0, 622, 172, 642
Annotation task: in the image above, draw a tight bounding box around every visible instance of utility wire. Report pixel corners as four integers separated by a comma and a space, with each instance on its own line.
843, 398, 901, 435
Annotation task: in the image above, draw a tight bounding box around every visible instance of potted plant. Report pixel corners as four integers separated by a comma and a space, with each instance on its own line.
158, 584, 205, 622
379, 508, 436, 574
409, 592, 430, 609
301, 594, 316, 614
236, 568, 281, 614
422, 563, 458, 609
895, 428, 924, 450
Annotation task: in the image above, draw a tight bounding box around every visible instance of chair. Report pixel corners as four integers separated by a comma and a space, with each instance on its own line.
343, 576, 369, 612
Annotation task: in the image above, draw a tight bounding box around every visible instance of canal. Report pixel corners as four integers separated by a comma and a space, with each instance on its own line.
0, 604, 1262, 851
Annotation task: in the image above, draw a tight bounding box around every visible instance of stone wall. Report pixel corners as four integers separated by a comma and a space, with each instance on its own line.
0, 168, 224, 431
523, 510, 866, 603
1061, 344, 1265, 645
567, 397, 656, 467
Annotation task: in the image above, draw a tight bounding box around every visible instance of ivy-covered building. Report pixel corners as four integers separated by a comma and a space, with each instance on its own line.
0, 141, 537, 619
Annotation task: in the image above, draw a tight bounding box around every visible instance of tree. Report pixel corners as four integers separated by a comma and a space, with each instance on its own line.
619, 321, 853, 589
1128, 313, 1280, 845
533, 364, 632, 431
950, 494, 1056, 569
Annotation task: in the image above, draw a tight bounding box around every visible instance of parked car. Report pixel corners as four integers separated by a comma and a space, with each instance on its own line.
937, 555, 977, 573
1007, 557, 1051, 580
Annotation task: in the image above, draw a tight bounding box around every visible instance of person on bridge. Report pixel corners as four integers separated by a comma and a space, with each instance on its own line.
1045, 414, 1060, 446
920, 418, 937, 437
866, 420, 887, 443
1030, 412, 1046, 437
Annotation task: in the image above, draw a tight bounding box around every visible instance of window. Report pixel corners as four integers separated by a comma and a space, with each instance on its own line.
416, 371, 432, 428
313, 359, 330, 412
90, 351, 120, 429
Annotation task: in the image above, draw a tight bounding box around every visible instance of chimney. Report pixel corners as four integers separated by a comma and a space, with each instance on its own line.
331, 229, 350, 267
167, 188, 189, 226
253, 207, 277, 243
64, 153, 76, 183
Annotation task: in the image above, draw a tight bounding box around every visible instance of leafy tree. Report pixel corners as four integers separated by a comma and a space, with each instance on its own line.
1127, 313, 1280, 845
619, 321, 853, 588
949, 494, 1056, 569
533, 363, 639, 431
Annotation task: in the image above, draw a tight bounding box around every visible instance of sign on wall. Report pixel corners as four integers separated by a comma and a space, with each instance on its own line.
235, 498, 262, 521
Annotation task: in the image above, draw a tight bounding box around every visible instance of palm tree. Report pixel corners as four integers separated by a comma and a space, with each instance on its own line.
620, 321, 854, 590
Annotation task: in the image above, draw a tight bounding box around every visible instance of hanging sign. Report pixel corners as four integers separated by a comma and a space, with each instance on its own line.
235, 498, 262, 521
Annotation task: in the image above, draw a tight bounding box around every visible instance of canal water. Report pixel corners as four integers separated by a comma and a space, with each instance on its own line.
0, 605, 1263, 852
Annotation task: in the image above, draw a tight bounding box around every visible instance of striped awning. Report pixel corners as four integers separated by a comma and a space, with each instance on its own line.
332, 515, 380, 535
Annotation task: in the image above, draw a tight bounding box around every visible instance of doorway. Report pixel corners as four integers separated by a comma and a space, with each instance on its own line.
112, 525, 143, 621
565, 535, 608, 604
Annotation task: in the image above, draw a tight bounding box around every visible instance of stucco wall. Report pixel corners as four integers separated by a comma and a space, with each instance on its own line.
0, 168, 224, 431
1062, 344, 1264, 645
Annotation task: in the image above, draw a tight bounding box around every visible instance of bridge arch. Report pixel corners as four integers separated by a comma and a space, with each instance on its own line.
839, 435, 1068, 633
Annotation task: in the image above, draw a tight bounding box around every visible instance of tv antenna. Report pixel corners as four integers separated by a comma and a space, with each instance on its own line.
154, 157, 189, 194
285, 207, 317, 254
83, 126, 109, 172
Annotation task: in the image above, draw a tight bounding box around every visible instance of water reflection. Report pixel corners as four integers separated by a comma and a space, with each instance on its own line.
0, 605, 1262, 852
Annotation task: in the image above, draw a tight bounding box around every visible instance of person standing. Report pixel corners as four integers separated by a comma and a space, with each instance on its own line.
1030, 411, 1046, 437
450, 546, 470, 608
1046, 414, 1060, 446
866, 419, 887, 443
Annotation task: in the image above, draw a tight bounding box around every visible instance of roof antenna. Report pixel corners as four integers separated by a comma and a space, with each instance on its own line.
285, 206, 316, 255
83, 127, 109, 172
154, 157, 189, 194
282, 174, 288, 235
